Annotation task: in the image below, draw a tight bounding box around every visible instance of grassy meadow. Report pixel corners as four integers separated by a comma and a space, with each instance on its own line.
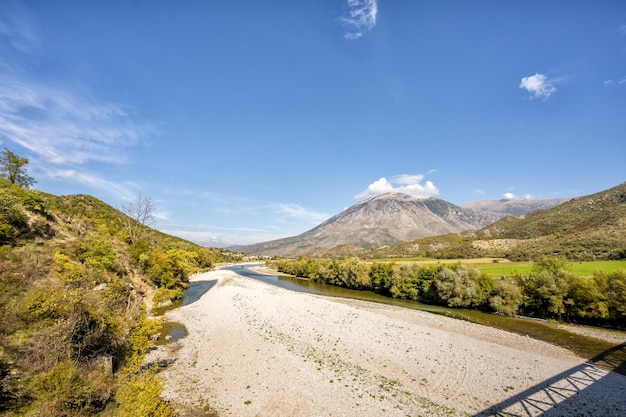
371, 257, 626, 277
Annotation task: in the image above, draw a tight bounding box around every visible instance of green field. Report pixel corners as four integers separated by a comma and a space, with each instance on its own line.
372, 258, 626, 277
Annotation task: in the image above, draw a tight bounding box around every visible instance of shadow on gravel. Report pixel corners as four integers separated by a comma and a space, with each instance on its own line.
474, 342, 626, 417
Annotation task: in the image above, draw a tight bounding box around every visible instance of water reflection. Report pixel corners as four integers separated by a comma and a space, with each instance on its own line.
154, 279, 217, 345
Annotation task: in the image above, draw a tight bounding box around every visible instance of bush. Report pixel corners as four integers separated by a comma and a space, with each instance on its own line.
152, 287, 183, 306
30, 360, 101, 416
77, 236, 120, 273
489, 278, 523, 316
55, 251, 89, 286
114, 371, 174, 417
435, 264, 488, 308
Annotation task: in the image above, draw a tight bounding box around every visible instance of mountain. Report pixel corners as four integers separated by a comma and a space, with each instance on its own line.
368, 182, 626, 261
237, 193, 503, 257
462, 197, 569, 216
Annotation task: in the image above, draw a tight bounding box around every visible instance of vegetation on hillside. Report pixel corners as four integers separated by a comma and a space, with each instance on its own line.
0, 149, 240, 416
361, 183, 626, 261
268, 256, 626, 328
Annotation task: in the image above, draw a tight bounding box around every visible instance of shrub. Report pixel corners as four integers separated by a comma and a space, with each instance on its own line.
114, 370, 175, 417
30, 360, 100, 416
153, 287, 183, 306
54, 251, 89, 286
77, 236, 120, 273
435, 264, 487, 308
489, 278, 523, 316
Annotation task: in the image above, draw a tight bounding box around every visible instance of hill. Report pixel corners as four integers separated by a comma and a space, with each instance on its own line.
368, 182, 626, 261
0, 181, 240, 415
237, 193, 502, 257
462, 197, 569, 216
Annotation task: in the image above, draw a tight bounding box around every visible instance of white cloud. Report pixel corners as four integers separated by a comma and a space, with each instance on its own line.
0, 78, 154, 166
519, 73, 556, 100
272, 203, 330, 224
604, 77, 626, 86
159, 229, 229, 247
153, 210, 171, 221
340, 0, 377, 39
474, 189, 486, 195
45, 169, 76, 179
619, 24, 626, 36
43, 168, 137, 201
503, 192, 516, 200
356, 173, 440, 199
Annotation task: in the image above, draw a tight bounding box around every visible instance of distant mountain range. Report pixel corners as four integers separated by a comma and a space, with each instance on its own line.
369, 182, 626, 261
461, 197, 570, 216
236, 193, 567, 257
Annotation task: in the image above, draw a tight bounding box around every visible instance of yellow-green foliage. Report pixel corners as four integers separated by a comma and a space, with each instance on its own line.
114, 371, 175, 417
153, 287, 183, 306
147, 248, 201, 289
0, 180, 239, 415
124, 311, 162, 372
55, 251, 89, 285
29, 360, 104, 416
77, 236, 120, 274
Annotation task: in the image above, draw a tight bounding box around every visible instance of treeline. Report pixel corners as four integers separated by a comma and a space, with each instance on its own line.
0, 161, 239, 416
268, 256, 626, 327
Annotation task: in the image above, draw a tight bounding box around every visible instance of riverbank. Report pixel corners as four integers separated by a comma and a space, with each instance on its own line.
145, 268, 626, 416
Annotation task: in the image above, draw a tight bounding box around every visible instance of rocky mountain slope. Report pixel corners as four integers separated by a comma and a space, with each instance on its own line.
238, 193, 503, 257
369, 182, 626, 261
462, 197, 569, 216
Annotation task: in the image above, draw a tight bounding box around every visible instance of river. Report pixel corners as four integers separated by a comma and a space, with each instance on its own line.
162, 263, 626, 375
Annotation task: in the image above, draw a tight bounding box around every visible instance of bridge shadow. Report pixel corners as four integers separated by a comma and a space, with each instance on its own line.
474, 342, 626, 417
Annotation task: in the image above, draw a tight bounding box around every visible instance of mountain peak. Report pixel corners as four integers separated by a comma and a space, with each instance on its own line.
238, 193, 501, 257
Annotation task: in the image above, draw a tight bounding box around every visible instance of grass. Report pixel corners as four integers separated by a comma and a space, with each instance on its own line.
370, 258, 626, 277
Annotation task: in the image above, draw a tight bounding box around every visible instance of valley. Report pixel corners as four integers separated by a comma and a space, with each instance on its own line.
147, 267, 626, 416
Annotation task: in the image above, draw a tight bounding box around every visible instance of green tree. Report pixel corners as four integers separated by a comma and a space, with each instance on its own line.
435, 264, 489, 308
369, 262, 395, 294
0, 148, 35, 188
489, 277, 523, 316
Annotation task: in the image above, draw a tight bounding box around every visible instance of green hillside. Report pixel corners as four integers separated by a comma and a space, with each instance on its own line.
0, 179, 240, 416
367, 182, 626, 261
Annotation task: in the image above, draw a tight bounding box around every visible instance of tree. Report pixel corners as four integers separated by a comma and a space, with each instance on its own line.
121, 193, 154, 244
0, 148, 36, 188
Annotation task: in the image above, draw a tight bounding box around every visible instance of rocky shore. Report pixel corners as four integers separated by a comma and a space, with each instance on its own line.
145, 268, 626, 416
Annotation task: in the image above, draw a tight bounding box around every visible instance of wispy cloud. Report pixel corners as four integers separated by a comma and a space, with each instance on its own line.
619, 23, 626, 36
43, 168, 138, 201
604, 77, 626, 86
158, 223, 292, 246
0, 2, 40, 55
0, 4, 154, 202
519, 73, 556, 100
271, 203, 330, 224
340, 0, 378, 39
356, 173, 440, 199
0, 78, 154, 165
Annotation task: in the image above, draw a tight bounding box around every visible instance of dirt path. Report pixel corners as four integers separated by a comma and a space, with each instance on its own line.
145, 269, 626, 416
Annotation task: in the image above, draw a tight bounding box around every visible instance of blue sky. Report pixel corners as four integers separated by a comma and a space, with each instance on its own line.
1, 1, 625, 246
